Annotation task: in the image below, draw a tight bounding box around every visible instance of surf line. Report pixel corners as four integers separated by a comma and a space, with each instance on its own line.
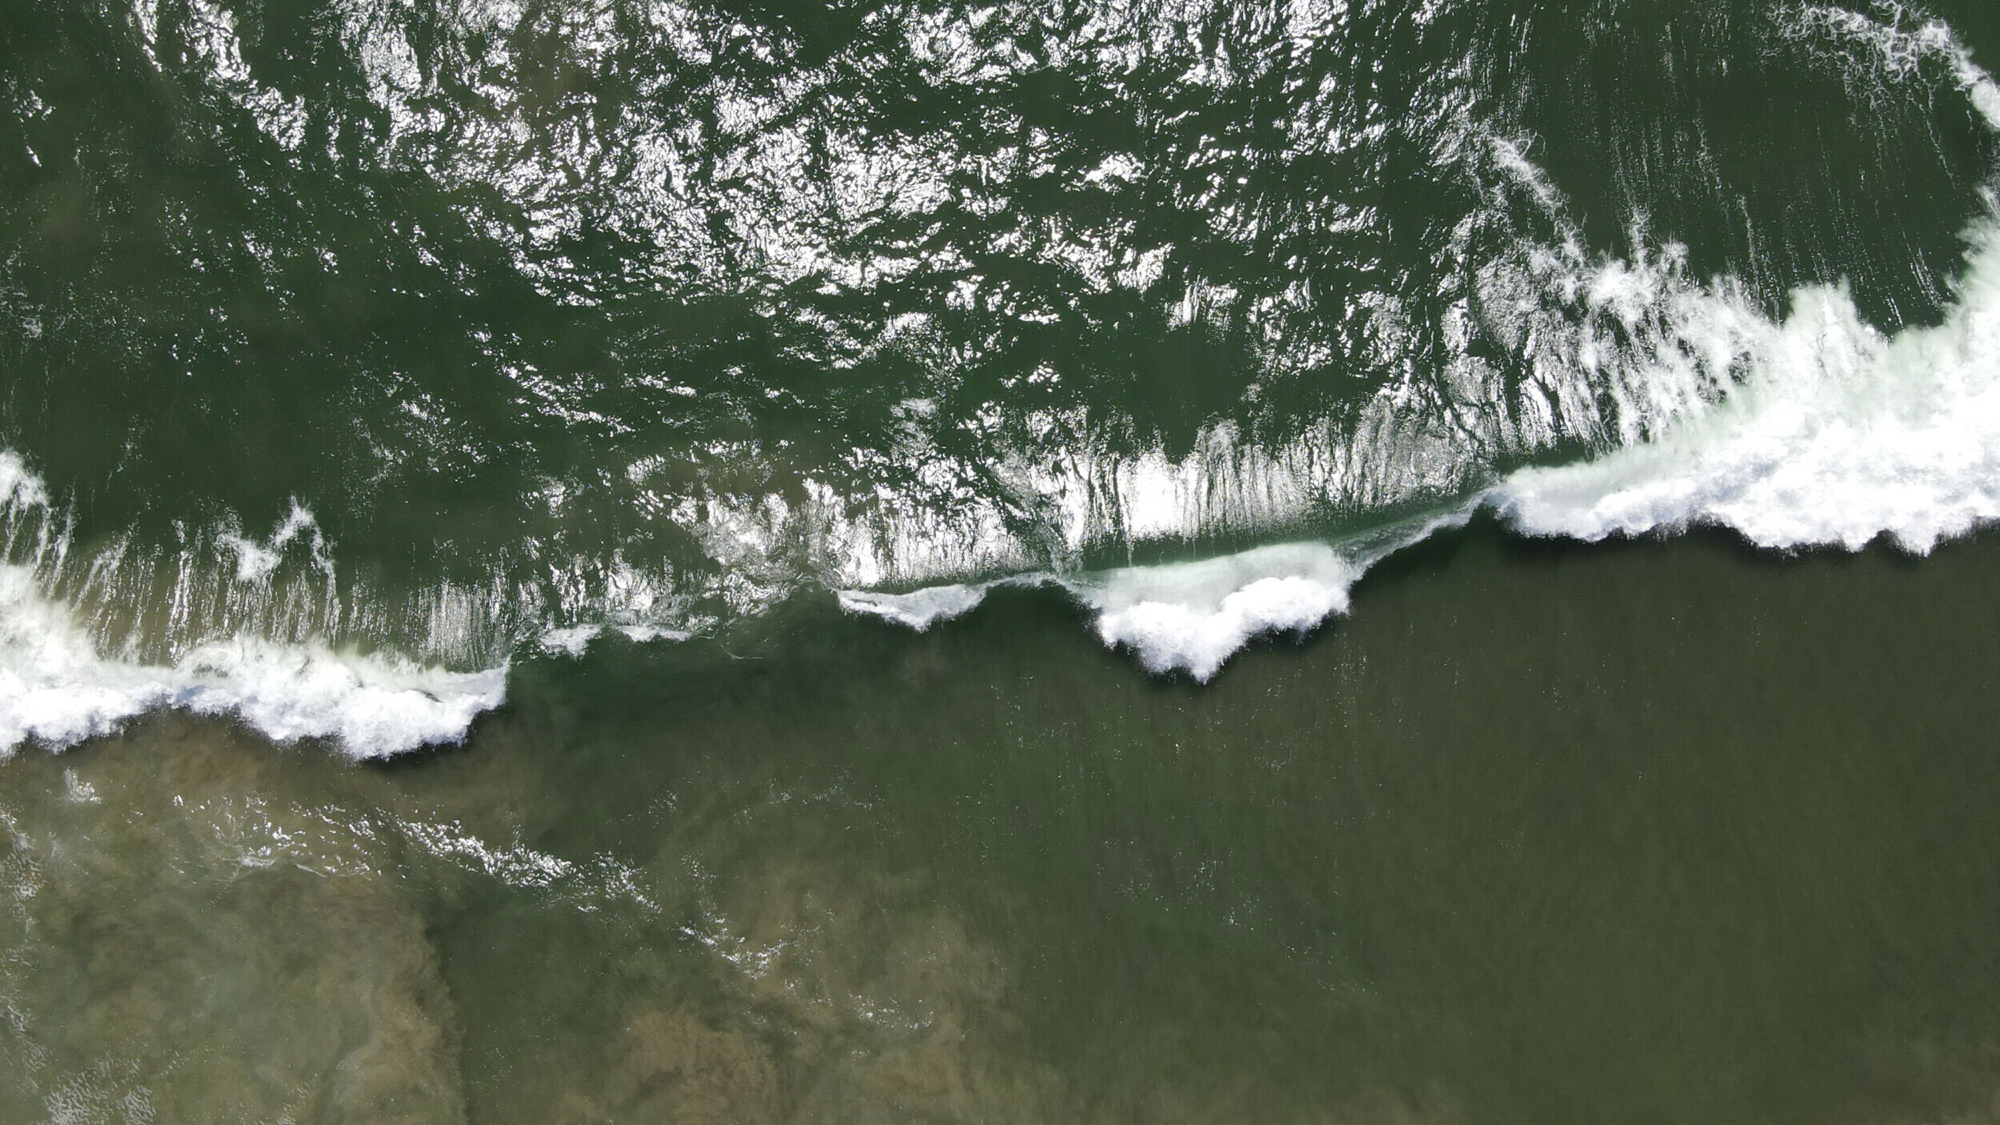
845, 218, 2000, 683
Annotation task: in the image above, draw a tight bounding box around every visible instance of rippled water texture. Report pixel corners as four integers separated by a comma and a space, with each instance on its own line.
2, 0, 1999, 754
6, 1, 2000, 1121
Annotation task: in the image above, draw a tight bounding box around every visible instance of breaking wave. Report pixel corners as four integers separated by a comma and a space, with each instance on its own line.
1, 1, 1997, 746
845, 7, 2000, 680
849, 197, 2000, 680
0, 454, 506, 758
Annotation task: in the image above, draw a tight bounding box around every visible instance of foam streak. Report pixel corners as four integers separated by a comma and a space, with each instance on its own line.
0, 559, 505, 759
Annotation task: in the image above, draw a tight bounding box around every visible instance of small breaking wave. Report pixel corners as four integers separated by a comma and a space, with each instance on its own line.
0, 560, 506, 757
0, 454, 506, 758
839, 516, 1469, 681
5, 2, 2000, 750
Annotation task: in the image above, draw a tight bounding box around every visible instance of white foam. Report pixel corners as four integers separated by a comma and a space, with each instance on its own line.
613, 624, 692, 645
1492, 241, 2000, 551
172, 636, 507, 756
0, 466, 507, 760
836, 583, 993, 631
851, 555, 1371, 682
1473, 12, 2000, 556
0, 557, 506, 758
0, 449, 513, 758
219, 501, 323, 582
1065, 544, 1366, 681
839, 510, 1473, 681
838, 540, 1371, 683
538, 625, 601, 658
1780, 3, 2000, 132
536, 622, 694, 657
0, 450, 48, 509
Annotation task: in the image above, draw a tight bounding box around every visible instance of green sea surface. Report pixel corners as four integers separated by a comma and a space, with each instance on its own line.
8, 521, 2000, 1122
4, 0, 2000, 1120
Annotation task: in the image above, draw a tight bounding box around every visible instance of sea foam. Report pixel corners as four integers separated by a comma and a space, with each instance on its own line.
1491, 239, 2000, 552
1067, 544, 1366, 681
837, 544, 1368, 680
844, 12, 2000, 682
838, 515, 1471, 681
836, 583, 995, 632
0, 453, 506, 758
1494, 14, 2000, 553
0, 560, 506, 757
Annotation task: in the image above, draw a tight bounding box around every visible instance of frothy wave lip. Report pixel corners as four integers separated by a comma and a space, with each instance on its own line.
836, 547, 1370, 681
838, 513, 1472, 682
537, 623, 695, 658
835, 583, 997, 632
0, 565, 506, 759
1068, 544, 1365, 681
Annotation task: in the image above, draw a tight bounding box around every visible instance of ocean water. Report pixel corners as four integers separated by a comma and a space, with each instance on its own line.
3, 0, 2000, 1120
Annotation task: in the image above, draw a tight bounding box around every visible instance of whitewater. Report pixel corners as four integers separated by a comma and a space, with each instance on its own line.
3, 4, 1999, 756
847, 13, 2000, 676
848, 206, 2000, 678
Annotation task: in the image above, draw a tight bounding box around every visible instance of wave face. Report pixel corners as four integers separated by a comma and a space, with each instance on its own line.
0, 0, 1996, 747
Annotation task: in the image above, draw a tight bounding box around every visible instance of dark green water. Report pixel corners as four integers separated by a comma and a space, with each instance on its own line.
4, 0, 2000, 1120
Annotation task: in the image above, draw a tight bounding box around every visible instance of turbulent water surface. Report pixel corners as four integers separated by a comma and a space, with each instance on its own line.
4, 0, 2000, 1121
